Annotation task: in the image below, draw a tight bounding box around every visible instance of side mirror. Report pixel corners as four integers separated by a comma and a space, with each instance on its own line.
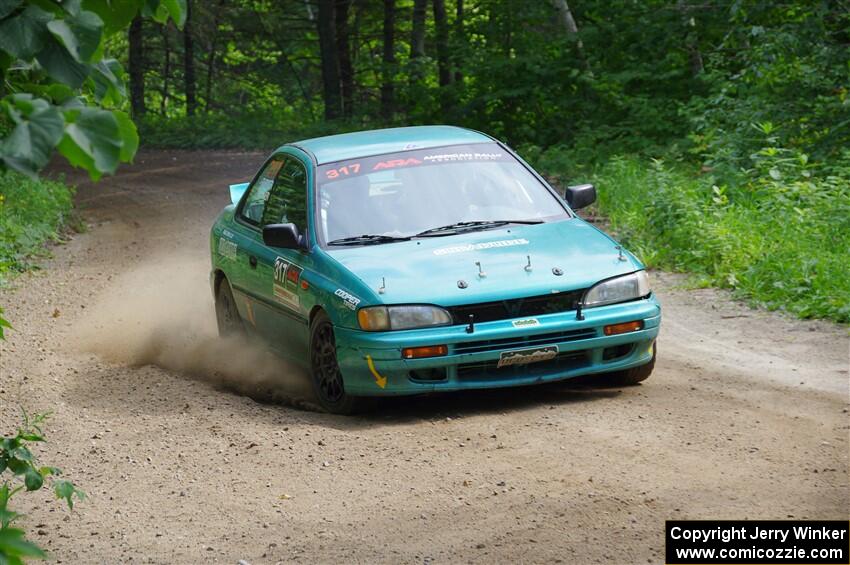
263, 223, 305, 249
564, 183, 596, 210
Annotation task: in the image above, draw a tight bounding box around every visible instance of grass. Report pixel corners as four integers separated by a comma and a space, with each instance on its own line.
526, 147, 850, 323
0, 171, 75, 283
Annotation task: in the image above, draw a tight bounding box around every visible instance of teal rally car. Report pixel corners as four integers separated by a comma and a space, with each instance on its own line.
210, 126, 660, 413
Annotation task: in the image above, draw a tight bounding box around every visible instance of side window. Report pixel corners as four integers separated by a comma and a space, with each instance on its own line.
261, 158, 308, 233
239, 157, 284, 225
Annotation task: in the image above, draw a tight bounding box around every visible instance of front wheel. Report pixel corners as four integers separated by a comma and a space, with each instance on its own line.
309, 311, 368, 414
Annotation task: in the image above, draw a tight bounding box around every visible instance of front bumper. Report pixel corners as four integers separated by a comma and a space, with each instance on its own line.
335, 295, 661, 396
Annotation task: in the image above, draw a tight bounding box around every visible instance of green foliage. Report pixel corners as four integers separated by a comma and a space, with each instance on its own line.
1, 411, 85, 563
137, 113, 358, 150
0, 170, 74, 282
539, 142, 850, 323
0, 305, 9, 338
0, 0, 186, 178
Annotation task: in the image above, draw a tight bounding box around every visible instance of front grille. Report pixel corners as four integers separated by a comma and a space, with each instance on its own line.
454, 328, 596, 354
456, 349, 590, 381
447, 289, 586, 325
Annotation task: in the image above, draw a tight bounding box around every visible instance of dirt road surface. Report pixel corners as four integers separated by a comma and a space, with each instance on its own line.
1, 151, 848, 564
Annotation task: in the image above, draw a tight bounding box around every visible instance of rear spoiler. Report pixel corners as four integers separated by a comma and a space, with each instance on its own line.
229, 182, 249, 205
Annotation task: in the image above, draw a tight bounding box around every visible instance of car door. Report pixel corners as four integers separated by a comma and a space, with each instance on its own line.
227, 156, 285, 333
244, 156, 311, 360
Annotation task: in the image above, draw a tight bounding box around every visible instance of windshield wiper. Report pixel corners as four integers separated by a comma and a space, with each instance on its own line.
414, 219, 543, 238
327, 234, 412, 246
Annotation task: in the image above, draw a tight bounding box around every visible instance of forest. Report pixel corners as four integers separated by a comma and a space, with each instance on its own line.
1, 0, 849, 321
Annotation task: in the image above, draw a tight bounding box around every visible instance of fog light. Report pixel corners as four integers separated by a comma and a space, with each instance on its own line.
402, 345, 448, 359
603, 320, 643, 336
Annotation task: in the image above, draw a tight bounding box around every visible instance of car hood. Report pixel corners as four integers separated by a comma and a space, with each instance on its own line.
324, 219, 642, 306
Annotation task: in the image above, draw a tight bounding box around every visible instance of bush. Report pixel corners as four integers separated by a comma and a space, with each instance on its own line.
1, 411, 84, 563
0, 172, 75, 282
582, 148, 850, 323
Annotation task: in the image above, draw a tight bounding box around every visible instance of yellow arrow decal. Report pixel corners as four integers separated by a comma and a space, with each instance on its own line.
365, 355, 387, 389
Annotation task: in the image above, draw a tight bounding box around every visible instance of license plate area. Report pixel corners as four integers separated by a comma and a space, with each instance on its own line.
497, 345, 559, 368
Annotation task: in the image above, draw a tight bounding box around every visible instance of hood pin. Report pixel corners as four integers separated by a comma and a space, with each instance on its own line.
524, 255, 533, 272
378, 277, 386, 294
552, 267, 563, 276
475, 261, 487, 278
457, 279, 468, 289
615, 246, 627, 261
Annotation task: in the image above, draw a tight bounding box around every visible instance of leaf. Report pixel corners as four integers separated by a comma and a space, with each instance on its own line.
35, 34, 90, 88
82, 0, 142, 34
0, 4, 52, 60
6, 458, 28, 475
24, 469, 44, 491
0, 94, 64, 176
152, 0, 186, 27
768, 168, 781, 180
45, 8, 102, 63
0, 0, 23, 19
90, 58, 125, 104
0, 527, 47, 559
0, 306, 11, 339
53, 480, 83, 510
113, 110, 138, 162
9, 447, 31, 462
58, 106, 121, 179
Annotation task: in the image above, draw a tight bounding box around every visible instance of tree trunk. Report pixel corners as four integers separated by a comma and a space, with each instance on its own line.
183, 0, 196, 116
432, 0, 451, 88
128, 15, 145, 118
205, 0, 226, 112
335, 0, 354, 117
677, 0, 704, 76
380, 0, 396, 119
409, 0, 427, 84
453, 0, 463, 84
317, 0, 342, 120
549, 0, 588, 69
551, 0, 579, 35
160, 23, 170, 116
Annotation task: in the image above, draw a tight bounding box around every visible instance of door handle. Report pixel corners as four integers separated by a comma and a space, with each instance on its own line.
249, 255, 258, 268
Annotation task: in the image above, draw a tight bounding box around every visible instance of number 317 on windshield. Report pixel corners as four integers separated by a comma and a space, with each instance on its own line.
325, 163, 361, 179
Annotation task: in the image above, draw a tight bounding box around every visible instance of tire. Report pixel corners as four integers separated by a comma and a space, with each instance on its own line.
598, 342, 656, 386
215, 277, 245, 338
309, 310, 368, 415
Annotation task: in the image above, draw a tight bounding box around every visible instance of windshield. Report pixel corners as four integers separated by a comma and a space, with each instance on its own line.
316, 143, 568, 244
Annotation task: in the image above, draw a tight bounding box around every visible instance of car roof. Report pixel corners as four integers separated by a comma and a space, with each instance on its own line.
287, 125, 495, 165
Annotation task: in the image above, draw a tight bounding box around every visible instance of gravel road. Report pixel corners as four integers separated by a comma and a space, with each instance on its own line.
1, 150, 847, 564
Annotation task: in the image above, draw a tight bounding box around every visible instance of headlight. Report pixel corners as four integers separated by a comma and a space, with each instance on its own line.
583, 271, 650, 308
357, 305, 452, 331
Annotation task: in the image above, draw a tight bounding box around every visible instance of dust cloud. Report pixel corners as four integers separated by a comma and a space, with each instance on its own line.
72, 251, 312, 403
